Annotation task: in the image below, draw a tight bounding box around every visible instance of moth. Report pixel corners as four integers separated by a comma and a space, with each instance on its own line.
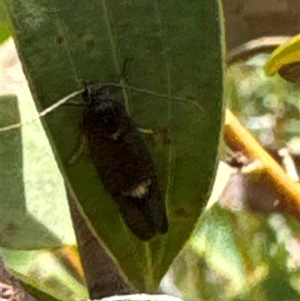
82, 83, 168, 240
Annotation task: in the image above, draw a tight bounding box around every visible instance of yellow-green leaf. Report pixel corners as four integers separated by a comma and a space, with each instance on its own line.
264, 34, 300, 76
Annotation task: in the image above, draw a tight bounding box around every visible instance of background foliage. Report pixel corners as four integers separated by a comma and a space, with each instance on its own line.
161, 52, 300, 301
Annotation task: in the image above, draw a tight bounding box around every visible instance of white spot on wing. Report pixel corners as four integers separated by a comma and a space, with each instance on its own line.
110, 129, 122, 140
123, 179, 152, 199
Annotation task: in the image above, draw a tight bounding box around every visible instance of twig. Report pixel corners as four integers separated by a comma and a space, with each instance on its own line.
66, 188, 134, 299
224, 109, 300, 220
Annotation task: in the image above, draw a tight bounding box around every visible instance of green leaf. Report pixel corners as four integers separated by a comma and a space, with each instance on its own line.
264, 34, 300, 76
19, 281, 61, 301
1, 248, 88, 301
0, 94, 76, 249
6, 0, 224, 290
191, 206, 247, 286
0, 0, 11, 44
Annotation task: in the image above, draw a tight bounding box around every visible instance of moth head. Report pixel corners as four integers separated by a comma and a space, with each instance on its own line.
83, 84, 127, 137
83, 83, 112, 105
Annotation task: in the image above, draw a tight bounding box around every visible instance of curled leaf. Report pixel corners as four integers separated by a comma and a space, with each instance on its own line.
264, 34, 300, 76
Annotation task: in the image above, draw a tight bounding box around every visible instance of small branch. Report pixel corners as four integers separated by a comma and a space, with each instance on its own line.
66, 188, 134, 299
224, 109, 300, 220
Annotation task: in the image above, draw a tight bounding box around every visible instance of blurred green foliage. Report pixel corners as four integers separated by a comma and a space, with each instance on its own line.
160, 53, 300, 301
227, 53, 300, 148
0, 0, 11, 44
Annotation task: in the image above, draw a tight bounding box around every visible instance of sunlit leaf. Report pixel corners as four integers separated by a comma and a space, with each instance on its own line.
2, 248, 88, 301
0, 93, 76, 249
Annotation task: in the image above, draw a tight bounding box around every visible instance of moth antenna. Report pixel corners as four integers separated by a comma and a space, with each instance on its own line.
0, 89, 84, 132
64, 100, 86, 107
82, 81, 203, 114
126, 86, 204, 113
0, 84, 203, 133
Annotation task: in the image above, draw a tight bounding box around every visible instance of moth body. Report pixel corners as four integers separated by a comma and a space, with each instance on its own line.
82, 84, 168, 240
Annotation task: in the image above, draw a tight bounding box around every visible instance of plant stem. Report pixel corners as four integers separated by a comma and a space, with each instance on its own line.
224, 109, 300, 220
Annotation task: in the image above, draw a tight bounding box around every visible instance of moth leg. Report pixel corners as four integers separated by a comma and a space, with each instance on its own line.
68, 134, 86, 165
137, 127, 154, 135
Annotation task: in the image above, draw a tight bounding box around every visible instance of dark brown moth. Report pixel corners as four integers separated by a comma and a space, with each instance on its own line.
82, 83, 168, 240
